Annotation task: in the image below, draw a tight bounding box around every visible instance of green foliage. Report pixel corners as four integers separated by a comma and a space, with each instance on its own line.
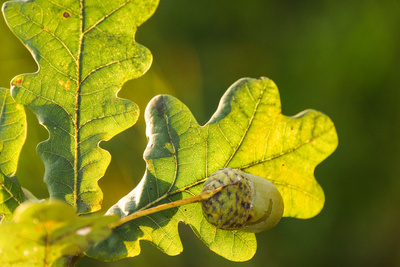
0, 201, 117, 266
87, 77, 337, 261
2, 0, 159, 214
0, 88, 26, 221
0, 0, 339, 265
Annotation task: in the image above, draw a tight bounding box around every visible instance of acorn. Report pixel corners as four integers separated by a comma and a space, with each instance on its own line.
201, 168, 284, 233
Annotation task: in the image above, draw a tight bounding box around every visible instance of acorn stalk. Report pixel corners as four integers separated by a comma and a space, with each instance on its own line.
110, 168, 284, 233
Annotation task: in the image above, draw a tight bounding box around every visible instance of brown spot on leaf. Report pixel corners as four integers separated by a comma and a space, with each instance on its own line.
63, 12, 70, 18
59, 80, 70, 90
12, 79, 22, 86
64, 80, 70, 90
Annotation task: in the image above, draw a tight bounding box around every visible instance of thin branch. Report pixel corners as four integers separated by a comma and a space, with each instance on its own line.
110, 185, 227, 230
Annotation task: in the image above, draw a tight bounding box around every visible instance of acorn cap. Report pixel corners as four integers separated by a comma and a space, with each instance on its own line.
201, 168, 284, 233
201, 168, 253, 230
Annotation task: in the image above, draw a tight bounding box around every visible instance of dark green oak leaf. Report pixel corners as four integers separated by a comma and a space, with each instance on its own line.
2, 0, 159, 214
87, 77, 338, 261
0, 88, 26, 222
0, 201, 117, 266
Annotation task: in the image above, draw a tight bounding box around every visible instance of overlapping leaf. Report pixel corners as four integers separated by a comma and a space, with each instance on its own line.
0, 201, 118, 266
87, 77, 338, 261
0, 88, 26, 222
2, 0, 159, 214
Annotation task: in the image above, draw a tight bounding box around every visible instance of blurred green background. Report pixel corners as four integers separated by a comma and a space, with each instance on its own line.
1, 0, 400, 266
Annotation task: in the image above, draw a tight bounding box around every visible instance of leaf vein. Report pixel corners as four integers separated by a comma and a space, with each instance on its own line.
12, 5, 77, 63
240, 123, 335, 170
83, 0, 133, 35
224, 80, 267, 167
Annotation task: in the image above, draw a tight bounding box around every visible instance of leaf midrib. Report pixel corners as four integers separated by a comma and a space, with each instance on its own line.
73, 0, 85, 207
73, 0, 141, 209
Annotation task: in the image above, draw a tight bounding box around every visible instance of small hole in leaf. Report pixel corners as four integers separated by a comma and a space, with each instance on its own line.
63, 12, 70, 18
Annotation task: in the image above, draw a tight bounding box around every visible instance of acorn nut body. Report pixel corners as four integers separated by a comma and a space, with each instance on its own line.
201, 168, 284, 233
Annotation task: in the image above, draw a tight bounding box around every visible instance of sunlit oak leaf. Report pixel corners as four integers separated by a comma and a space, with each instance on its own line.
87, 77, 338, 261
2, 0, 159, 214
0, 88, 26, 222
0, 201, 117, 266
